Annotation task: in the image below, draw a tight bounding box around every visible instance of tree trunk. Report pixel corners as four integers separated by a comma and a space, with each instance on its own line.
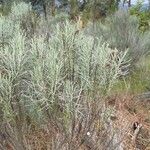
128, 0, 131, 7
51, 0, 55, 16
70, 0, 78, 19
43, 1, 47, 19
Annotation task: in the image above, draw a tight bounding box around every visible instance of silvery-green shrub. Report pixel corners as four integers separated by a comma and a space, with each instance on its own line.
0, 3, 131, 149
10, 2, 32, 20
0, 17, 129, 123
88, 10, 150, 65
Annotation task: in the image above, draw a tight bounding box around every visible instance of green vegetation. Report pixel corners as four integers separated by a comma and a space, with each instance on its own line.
112, 56, 150, 94
130, 1, 150, 32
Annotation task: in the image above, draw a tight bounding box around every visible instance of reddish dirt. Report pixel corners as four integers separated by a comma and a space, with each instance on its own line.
107, 93, 150, 150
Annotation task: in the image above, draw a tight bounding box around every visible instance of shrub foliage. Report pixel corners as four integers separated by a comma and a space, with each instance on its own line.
1, 2, 146, 150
